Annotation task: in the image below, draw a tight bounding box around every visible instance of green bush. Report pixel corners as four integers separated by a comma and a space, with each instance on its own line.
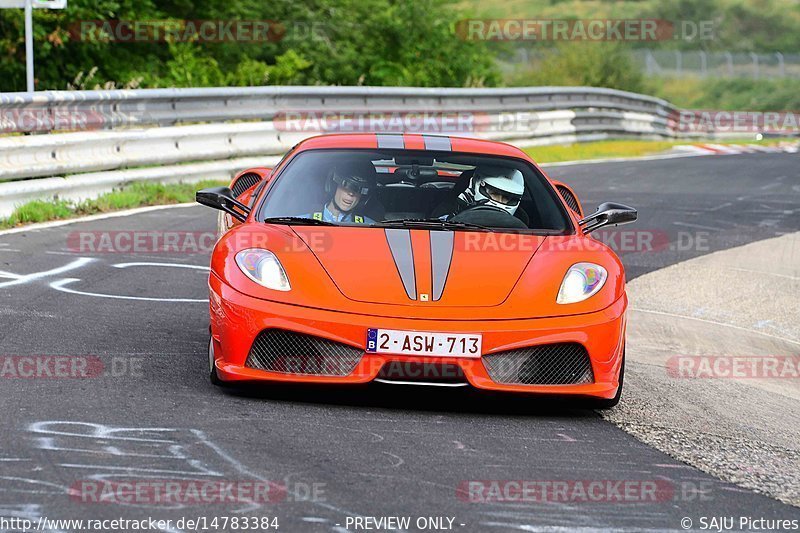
507, 42, 646, 93
0, 0, 500, 91
653, 78, 800, 111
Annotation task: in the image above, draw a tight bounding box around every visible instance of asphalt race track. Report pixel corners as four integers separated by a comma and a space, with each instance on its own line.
0, 153, 799, 532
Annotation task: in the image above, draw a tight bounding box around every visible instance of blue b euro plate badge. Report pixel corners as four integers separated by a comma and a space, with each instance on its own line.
366, 328, 378, 352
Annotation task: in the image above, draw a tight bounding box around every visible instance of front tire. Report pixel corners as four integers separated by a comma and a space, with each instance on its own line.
208, 337, 223, 386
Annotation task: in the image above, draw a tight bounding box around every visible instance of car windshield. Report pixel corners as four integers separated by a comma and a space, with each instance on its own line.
258, 148, 572, 234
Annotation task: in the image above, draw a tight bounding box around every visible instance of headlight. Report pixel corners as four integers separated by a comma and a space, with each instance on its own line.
235, 249, 291, 292
557, 262, 607, 304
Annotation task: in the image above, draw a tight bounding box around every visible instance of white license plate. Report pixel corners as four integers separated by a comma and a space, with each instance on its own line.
366, 329, 482, 358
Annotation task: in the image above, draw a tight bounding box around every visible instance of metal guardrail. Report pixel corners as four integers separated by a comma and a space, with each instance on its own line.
1, 86, 677, 131
0, 86, 699, 217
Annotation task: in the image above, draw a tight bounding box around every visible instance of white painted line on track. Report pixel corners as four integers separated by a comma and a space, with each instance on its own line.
0, 257, 94, 289
706, 202, 732, 212
112, 262, 209, 271
48, 278, 208, 303
672, 221, 723, 232
630, 308, 800, 347
729, 267, 800, 281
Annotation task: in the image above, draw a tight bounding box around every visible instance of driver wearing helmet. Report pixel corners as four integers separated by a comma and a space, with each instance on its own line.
306, 163, 376, 224
450, 166, 525, 218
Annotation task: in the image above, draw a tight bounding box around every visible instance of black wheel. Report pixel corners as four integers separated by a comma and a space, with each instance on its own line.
589, 349, 624, 410
208, 336, 223, 386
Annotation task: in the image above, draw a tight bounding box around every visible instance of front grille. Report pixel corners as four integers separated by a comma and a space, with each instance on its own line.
231, 172, 262, 197
556, 185, 581, 216
482, 343, 593, 385
246, 330, 363, 376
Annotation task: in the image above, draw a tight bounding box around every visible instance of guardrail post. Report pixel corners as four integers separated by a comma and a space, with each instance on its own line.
750, 52, 760, 79
24, 0, 34, 92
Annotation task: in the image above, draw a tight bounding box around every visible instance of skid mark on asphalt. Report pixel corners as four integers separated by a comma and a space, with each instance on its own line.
452, 440, 480, 453
381, 452, 405, 468
18, 421, 270, 515
0, 503, 67, 533
8, 421, 381, 530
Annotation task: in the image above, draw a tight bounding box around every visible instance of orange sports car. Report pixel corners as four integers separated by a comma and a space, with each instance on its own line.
196, 133, 637, 407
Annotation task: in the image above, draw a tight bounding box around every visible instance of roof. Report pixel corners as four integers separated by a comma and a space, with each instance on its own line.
293, 133, 531, 160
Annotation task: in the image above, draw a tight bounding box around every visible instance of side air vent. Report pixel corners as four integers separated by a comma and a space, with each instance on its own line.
231, 172, 262, 198
556, 185, 582, 216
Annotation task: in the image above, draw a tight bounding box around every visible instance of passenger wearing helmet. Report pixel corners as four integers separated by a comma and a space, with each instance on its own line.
305, 164, 376, 224
458, 166, 525, 216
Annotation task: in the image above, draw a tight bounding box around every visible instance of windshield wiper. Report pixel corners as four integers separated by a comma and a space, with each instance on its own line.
263, 216, 337, 226
379, 218, 495, 232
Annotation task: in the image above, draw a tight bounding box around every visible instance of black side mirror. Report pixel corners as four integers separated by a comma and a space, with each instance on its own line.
579, 202, 637, 234
196, 186, 250, 222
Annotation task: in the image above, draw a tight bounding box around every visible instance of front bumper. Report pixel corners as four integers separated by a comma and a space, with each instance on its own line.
209, 274, 627, 399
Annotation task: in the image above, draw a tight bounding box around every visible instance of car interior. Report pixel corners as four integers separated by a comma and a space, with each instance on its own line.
259, 149, 572, 233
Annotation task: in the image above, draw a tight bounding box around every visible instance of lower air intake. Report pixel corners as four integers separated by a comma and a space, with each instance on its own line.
482, 343, 593, 385
377, 362, 467, 384
246, 329, 363, 376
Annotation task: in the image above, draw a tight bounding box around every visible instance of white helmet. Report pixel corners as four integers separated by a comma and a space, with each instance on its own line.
470, 167, 524, 215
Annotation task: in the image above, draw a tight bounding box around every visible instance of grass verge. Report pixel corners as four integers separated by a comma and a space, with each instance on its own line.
0, 180, 226, 230
526, 137, 795, 164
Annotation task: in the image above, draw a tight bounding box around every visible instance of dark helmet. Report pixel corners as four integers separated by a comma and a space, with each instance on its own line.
327, 160, 377, 197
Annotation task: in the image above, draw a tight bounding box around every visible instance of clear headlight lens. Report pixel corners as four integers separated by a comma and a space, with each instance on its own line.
557, 262, 607, 304
235, 249, 291, 292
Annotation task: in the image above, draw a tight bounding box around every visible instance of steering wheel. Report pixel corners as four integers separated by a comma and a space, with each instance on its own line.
450, 204, 528, 229
453, 204, 507, 217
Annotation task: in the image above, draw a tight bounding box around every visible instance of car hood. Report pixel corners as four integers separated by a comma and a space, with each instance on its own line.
292, 227, 546, 307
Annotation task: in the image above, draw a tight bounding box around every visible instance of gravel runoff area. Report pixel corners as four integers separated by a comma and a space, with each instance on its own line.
605, 231, 800, 507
